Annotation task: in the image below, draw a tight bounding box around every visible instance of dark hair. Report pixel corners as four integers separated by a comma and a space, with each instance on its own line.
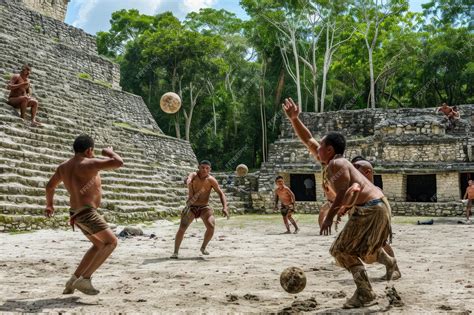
73, 134, 94, 153
351, 155, 366, 163
200, 160, 211, 167
452, 106, 458, 110
275, 176, 284, 182
323, 132, 346, 154
21, 64, 31, 72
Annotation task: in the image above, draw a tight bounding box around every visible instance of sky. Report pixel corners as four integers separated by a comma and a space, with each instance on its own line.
65, 0, 428, 35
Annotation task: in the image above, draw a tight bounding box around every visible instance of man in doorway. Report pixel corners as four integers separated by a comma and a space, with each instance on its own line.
7, 64, 41, 126
171, 160, 229, 258
303, 176, 315, 198
463, 179, 474, 223
45, 134, 123, 295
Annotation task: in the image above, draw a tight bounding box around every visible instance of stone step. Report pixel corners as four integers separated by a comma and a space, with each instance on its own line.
0, 124, 148, 157
0, 135, 155, 167
0, 159, 187, 186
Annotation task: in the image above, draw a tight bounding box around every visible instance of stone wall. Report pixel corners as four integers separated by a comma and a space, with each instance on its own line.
21, 0, 69, 21
281, 106, 474, 139
436, 172, 460, 201
0, 1, 97, 57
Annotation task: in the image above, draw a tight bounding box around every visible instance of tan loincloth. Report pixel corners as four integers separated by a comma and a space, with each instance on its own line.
330, 197, 392, 267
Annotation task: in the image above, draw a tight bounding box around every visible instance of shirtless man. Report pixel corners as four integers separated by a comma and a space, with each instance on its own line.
463, 180, 474, 222
351, 156, 401, 280
171, 160, 229, 259
283, 98, 397, 309
273, 176, 299, 234
7, 64, 41, 126
45, 134, 123, 295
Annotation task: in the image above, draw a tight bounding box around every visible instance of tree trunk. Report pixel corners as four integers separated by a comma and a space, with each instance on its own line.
291, 31, 302, 110
368, 48, 376, 109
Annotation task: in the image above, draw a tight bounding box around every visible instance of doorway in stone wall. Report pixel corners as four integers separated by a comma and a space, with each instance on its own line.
374, 175, 383, 190
459, 173, 474, 199
290, 174, 316, 201
406, 174, 437, 202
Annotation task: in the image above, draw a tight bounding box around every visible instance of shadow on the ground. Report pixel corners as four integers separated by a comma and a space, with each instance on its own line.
0, 296, 97, 312
142, 256, 206, 264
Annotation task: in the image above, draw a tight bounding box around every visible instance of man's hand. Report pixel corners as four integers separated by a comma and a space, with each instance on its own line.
102, 147, 114, 157
223, 207, 230, 219
45, 206, 54, 218
320, 216, 333, 235
282, 98, 300, 121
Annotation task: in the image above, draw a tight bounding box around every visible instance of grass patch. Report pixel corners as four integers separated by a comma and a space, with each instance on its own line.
3, 73, 12, 80
8, 229, 33, 235
94, 79, 112, 89
77, 73, 92, 80
77, 73, 112, 89
113, 121, 161, 136
34, 24, 42, 33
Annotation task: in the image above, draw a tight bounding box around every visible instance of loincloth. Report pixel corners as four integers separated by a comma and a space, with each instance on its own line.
280, 204, 295, 216
188, 205, 213, 219
69, 205, 109, 236
330, 197, 392, 263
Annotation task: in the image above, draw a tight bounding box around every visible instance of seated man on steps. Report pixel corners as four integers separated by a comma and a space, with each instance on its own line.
6, 64, 41, 126
45, 134, 123, 295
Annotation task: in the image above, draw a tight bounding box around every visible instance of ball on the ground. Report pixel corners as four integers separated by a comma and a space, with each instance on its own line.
160, 92, 181, 114
280, 267, 306, 294
235, 164, 248, 177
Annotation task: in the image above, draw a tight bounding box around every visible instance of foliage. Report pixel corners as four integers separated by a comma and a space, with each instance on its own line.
97, 2, 474, 170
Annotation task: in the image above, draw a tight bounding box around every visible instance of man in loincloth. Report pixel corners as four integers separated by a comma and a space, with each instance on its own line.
283, 97, 397, 308
171, 160, 229, 259
273, 176, 299, 234
6, 64, 41, 126
350, 156, 401, 280
45, 134, 123, 295
463, 180, 474, 223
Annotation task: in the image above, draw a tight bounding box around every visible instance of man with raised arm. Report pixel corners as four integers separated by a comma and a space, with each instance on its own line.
282, 98, 397, 309
171, 160, 229, 259
45, 134, 123, 295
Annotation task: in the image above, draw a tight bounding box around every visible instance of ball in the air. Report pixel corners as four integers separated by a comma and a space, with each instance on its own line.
160, 92, 181, 114
235, 164, 248, 177
280, 267, 306, 294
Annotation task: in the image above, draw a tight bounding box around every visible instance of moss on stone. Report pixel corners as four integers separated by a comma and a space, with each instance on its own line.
77, 72, 92, 80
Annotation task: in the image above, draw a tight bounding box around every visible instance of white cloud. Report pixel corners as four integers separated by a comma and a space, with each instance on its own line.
182, 0, 218, 12
66, 0, 220, 34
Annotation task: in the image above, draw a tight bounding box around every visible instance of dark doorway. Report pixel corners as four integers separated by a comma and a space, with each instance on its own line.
406, 174, 437, 202
290, 174, 316, 201
374, 175, 383, 190
459, 173, 474, 199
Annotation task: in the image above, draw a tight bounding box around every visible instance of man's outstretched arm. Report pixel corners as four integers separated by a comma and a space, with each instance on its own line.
45, 168, 62, 217
212, 178, 229, 218
282, 98, 321, 161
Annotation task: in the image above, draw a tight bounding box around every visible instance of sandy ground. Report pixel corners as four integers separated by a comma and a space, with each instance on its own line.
0, 214, 473, 314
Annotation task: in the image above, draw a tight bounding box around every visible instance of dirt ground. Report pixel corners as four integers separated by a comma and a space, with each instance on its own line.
0, 214, 473, 314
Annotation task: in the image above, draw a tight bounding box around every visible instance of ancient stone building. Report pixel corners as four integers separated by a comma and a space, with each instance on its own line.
0, 0, 246, 231
21, 0, 69, 21
253, 106, 474, 217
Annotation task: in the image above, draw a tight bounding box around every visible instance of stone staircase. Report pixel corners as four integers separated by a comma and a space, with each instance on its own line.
0, 1, 247, 231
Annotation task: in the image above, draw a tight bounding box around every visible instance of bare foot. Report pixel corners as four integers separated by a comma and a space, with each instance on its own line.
170, 253, 178, 259
31, 120, 42, 127
343, 288, 377, 309
293, 228, 299, 234
200, 248, 209, 255
63, 274, 77, 294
